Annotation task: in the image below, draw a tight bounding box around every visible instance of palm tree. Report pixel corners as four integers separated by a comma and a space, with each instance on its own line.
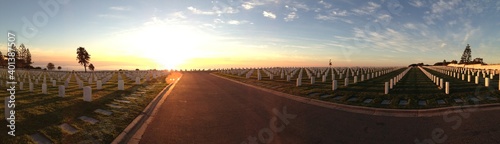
76, 47, 91, 72
88, 63, 95, 71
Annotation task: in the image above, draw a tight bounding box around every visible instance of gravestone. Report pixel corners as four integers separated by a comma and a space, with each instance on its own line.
19, 82, 23, 90
83, 86, 92, 102
29, 83, 34, 92
97, 80, 102, 90
332, 80, 338, 91
445, 82, 449, 94
41, 84, 47, 94
384, 82, 389, 94
485, 78, 489, 87
135, 77, 141, 84
52, 80, 56, 87
59, 85, 65, 97
118, 80, 124, 90
296, 78, 302, 86
310, 77, 315, 84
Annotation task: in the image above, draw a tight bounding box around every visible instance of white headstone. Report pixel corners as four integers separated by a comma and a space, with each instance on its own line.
439, 79, 443, 89
83, 86, 92, 102
445, 82, 449, 94
485, 78, 489, 87
19, 82, 24, 90
118, 80, 124, 90
310, 77, 315, 84
354, 76, 358, 84
475, 76, 479, 84
322, 75, 326, 82
41, 83, 47, 94
344, 78, 349, 86
29, 83, 34, 92
65, 80, 69, 87
135, 77, 141, 85
78, 81, 83, 89
59, 85, 65, 97
384, 82, 389, 94
296, 78, 302, 87
52, 80, 56, 87
97, 80, 102, 90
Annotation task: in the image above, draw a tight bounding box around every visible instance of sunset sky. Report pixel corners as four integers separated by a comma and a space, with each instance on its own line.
1, 0, 500, 70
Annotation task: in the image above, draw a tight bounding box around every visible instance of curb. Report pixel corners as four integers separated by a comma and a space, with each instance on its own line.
210, 73, 500, 117
112, 75, 182, 144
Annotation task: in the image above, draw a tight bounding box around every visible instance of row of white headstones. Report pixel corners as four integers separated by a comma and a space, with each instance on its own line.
419, 67, 450, 94
384, 67, 412, 94
2, 70, 169, 102
220, 67, 406, 93
425, 66, 500, 92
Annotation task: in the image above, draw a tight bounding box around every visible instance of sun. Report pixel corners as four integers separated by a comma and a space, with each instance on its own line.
128, 21, 208, 70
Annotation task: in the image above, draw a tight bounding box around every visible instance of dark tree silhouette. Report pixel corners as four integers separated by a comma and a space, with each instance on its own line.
25, 49, 33, 69
47, 62, 55, 70
58, 66, 62, 71
0, 51, 4, 68
88, 63, 95, 71
76, 47, 91, 72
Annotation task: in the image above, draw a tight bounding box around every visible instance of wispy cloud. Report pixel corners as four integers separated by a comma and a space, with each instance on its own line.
351, 2, 380, 15
110, 6, 130, 11
284, 12, 298, 22
187, 6, 216, 15
408, 0, 425, 7
263, 11, 276, 19
318, 0, 332, 8
227, 20, 250, 25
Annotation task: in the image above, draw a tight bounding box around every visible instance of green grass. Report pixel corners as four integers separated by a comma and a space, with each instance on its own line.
0, 70, 172, 143
215, 67, 500, 109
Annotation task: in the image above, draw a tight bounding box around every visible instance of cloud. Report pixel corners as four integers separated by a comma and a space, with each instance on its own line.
187, 6, 216, 15
187, 6, 239, 16
110, 6, 130, 11
263, 11, 276, 19
284, 12, 298, 22
315, 9, 350, 23
351, 2, 381, 15
319, 0, 332, 8
440, 43, 447, 48
409, 0, 425, 7
241, 0, 268, 10
171, 12, 186, 19
227, 20, 250, 25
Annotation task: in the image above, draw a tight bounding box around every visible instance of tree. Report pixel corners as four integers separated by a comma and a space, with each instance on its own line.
58, 66, 62, 71
47, 62, 55, 70
25, 49, 33, 69
18, 44, 27, 68
76, 47, 91, 72
88, 63, 95, 71
0, 51, 5, 68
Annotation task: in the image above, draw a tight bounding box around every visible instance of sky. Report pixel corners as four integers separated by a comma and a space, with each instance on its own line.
1, 0, 500, 70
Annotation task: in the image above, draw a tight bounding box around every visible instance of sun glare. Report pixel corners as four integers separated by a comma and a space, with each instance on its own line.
125, 21, 209, 70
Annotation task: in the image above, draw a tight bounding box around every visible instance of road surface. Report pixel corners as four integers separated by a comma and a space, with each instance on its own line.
140, 72, 500, 144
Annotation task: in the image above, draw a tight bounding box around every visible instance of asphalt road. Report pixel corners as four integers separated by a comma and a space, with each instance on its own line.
140, 72, 500, 144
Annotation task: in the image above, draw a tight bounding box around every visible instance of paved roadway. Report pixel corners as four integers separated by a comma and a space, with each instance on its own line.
140, 72, 500, 144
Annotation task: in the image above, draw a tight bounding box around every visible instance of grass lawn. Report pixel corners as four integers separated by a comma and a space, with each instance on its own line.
215, 67, 500, 109
0, 70, 176, 143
